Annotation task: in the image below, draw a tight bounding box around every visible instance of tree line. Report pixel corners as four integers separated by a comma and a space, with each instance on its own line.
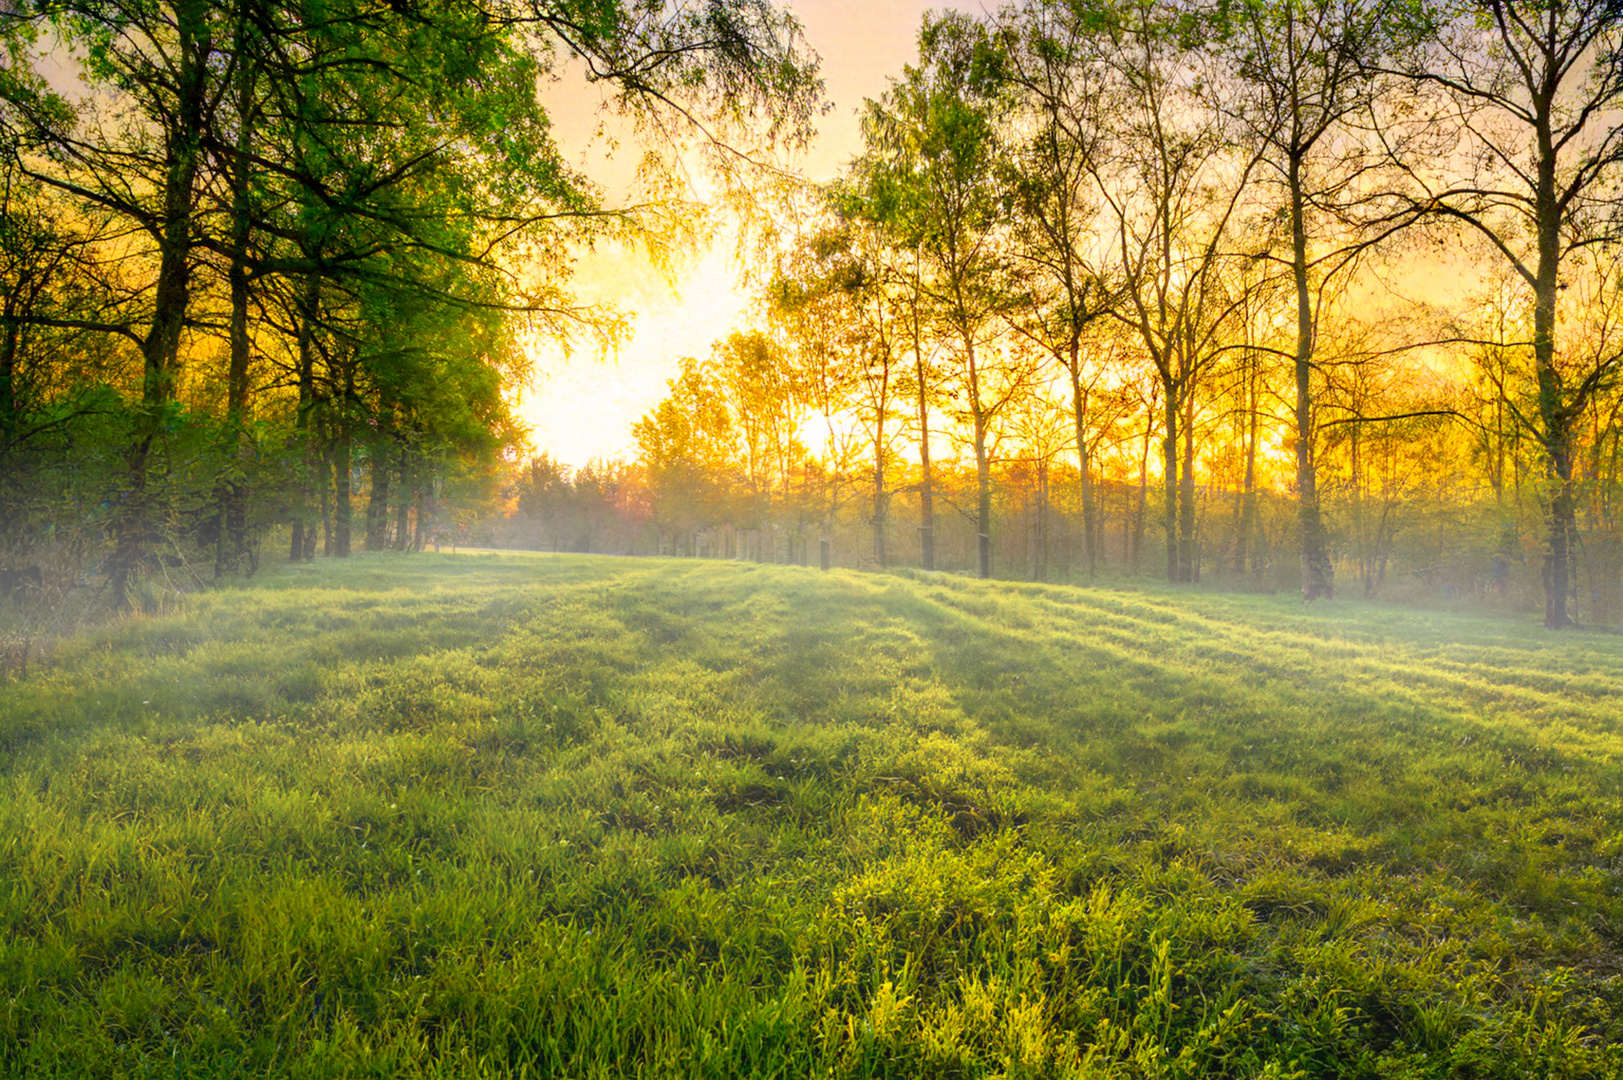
580, 0, 1622, 628
0, 0, 818, 611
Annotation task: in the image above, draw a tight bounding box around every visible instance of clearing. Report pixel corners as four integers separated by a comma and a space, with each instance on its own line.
1, 552, 1620, 1077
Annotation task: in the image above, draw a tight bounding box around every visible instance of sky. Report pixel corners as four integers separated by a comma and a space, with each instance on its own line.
515, 0, 983, 469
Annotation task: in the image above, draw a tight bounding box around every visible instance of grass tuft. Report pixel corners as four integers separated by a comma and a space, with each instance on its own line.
1, 551, 1621, 1077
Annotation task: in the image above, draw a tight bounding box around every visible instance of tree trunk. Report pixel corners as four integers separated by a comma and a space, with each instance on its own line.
1236, 353, 1259, 575
0, 314, 20, 450
1036, 459, 1049, 582
290, 269, 320, 561
1135, 409, 1152, 574
872, 420, 887, 568
394, 444, 411, 551
1180, 395, 1196, 583
1068, 342, 1097, 579
318, 414, 334, 558
915, 349, 935, 572
413, 469, 429, 552
218, 15, 256, 578
333, 364, 353, 557
967, 337, 992, 579
1534, 123, 1572, 628
1162, 388, 1179, 583
111, 0, 210, 608
1291, 154, 1333, 601
366, 428, 392, 551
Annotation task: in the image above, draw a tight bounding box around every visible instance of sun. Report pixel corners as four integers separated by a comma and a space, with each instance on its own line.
515, 241, 754, 468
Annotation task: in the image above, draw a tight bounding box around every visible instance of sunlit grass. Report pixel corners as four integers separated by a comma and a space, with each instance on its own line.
2, 551, 1620, 1077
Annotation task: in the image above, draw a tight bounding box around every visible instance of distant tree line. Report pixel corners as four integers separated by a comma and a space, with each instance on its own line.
0, 0, 818, 611
525, 0, 1622, 629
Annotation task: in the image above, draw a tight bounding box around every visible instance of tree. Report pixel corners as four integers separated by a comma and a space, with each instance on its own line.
770, 219, 905, 568
1221, 0, 1414, 601
716, 329, 802, 534
864, 12, 1021, 578
1392, 0, 1623, 627
1093, 0, 1266, 583
633, 357, 740, 550
998, 0, 1118, 577
839, 157, 947, 570
0, 0, 821, 603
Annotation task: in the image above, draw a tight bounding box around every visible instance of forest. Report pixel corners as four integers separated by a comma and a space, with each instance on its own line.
4, 2, 1623, 1076
510, 0, 1623, 633
2, 0, 1621, 630
0, 0, 819, 618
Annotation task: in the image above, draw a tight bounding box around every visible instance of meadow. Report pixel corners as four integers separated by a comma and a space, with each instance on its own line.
1, 551, 1621, 1078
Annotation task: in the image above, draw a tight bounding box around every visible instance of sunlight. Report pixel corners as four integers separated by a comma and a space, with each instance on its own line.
5, 0, 1623, 1071
516, 241, 753, 466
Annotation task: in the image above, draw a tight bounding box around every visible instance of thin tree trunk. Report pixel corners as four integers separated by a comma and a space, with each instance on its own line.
1163, 388, 1179, 583
318, 412, 333, 558
915, 348, 935, 572
1068, 342, 1097, 578
1036, 459, 1049, 582
412, 467, 429, 552
1236, 354, 1259, 575
0, 314, 20, 450
366, 425, 392, 552
219, 16, 256, 578
911, 252, 935, 572
967, 336, 992, 579
1181, 396, 1196, 584
394, 445, 411, 551
1534, 130, 1572, 628
111, 0, 209, 608
872, 419, 887, 568
333, 362, 353, 557
1136, 409, 1152, 574
290, 269, 320, 561
1291, 155, 1333, 601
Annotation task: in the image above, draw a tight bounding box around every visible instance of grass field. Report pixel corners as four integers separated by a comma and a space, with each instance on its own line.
2, 552, 1621, 1078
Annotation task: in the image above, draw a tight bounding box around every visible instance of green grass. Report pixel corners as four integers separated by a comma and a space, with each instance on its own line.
2, 551, 1621, 1078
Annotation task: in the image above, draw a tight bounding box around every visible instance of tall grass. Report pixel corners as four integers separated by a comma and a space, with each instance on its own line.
1, 551, 1619, 1077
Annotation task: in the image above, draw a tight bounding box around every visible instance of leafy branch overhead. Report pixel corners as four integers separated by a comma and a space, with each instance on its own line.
0, 0, 821, 601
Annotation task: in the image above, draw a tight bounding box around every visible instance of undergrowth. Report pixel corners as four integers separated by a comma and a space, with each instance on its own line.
1, 551, 1620, 1078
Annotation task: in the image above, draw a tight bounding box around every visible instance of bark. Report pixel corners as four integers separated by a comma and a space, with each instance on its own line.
366, 422, 392, 551
413, 466, 436, 552
218, 29, 256, 578
1534, 110, 1572, 628
333, 363, 353, 557
1236, 353, 1259, 575
318, 413, 333, 558
872, 430, 887, 568
1162, 389, 1179, 583
393, 444, 411, 551
111, 0, 211, 608
0, 316, 19, 449
966, 336, 992, 579
915, 345, 935, 572
1068, 341, 1097, 578
1291, 153, 1334, 601
412, 473, 427, 551
1135, 409, 1152, 572
1034, 460, 1049, 581
290, 268, 320, 561
871, 350, 889, 567
1180, 395, 1196, 583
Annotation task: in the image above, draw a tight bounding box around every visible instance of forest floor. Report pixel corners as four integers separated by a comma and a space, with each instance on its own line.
1, 551, 1621, 1078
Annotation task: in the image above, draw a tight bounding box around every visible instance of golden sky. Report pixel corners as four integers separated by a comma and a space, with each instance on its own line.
516, 0, 982, 468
